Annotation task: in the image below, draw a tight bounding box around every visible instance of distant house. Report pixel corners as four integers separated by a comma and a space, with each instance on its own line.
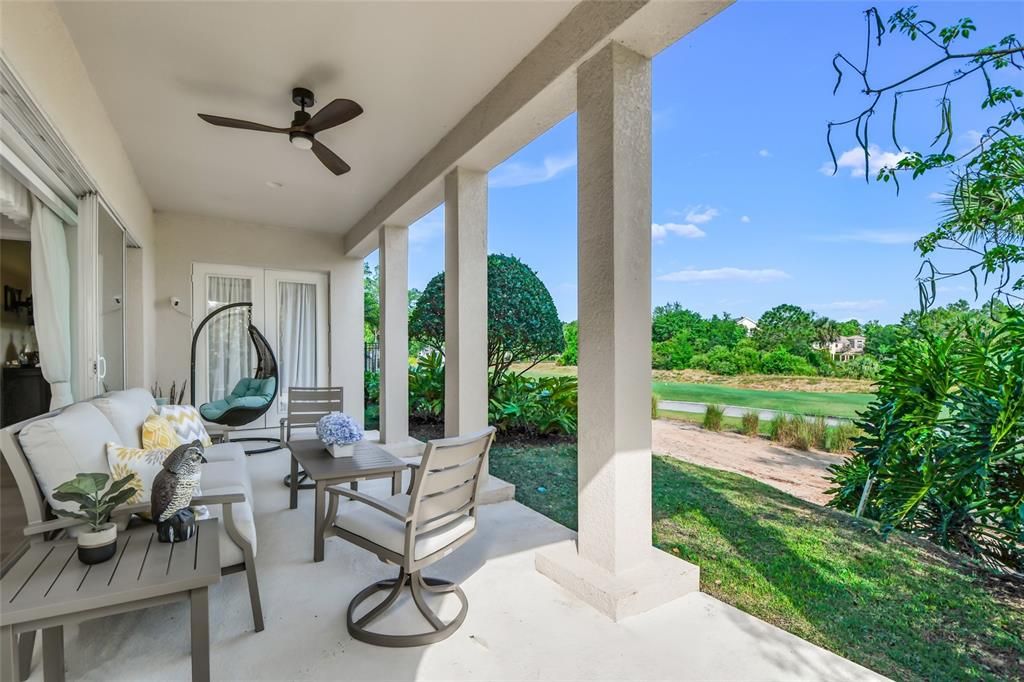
736, 317, 758, 335
818, 335, 866, 361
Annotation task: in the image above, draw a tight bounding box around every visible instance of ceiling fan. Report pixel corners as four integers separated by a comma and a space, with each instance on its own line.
197, 87, 362, 175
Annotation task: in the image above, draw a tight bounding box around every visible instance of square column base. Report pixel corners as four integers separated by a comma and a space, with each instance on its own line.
536, 540, 699, 621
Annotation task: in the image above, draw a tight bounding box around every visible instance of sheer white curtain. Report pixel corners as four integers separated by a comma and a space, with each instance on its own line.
1, 168, 32, 225
277, 282, 316, 412
206, 276, 252, 400
29, 196, 73, 408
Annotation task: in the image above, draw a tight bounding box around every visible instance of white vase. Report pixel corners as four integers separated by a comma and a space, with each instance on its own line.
329, 443, 355, 458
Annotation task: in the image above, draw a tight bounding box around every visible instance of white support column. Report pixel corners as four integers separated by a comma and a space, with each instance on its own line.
330, 256, 365, 427
536, 42, 698, 621
443, 167, 489, 438
378, 224, 409, 444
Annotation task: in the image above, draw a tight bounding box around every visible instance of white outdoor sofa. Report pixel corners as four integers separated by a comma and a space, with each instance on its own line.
0, 388, 264, 651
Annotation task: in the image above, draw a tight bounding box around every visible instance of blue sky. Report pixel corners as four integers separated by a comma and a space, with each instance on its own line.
370, 0, 1022, 324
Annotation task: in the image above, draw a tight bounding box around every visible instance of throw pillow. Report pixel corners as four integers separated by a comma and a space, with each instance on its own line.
106, 443, 209, 520
142, 414, 183, 450
155, 405, 212, 447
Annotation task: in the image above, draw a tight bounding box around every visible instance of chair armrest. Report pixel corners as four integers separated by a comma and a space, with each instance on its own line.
326, 486, 410, 522
191, 493, 246, 506
23, 517, 85, 536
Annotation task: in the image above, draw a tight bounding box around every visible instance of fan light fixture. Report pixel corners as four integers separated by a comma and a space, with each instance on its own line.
289, 132, 314, 150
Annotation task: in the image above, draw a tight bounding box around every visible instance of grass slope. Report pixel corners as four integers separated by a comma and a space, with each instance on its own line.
490, 443, 1023, 681
653, 381, 872, 419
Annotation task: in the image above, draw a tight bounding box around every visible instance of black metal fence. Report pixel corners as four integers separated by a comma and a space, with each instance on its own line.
365, 342, 380, 373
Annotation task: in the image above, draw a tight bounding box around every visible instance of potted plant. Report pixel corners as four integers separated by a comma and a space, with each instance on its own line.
316, 412, 364, 458
52, 473, 138, 564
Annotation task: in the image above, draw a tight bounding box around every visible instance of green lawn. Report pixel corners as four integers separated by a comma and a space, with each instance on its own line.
490, 443, 1023, 682
653, 381, 872, 419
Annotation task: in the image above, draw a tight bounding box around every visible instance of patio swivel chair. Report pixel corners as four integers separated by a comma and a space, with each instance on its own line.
325, 427, 496, 647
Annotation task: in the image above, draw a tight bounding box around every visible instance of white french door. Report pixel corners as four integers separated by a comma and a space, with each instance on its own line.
192, 263, 328, 428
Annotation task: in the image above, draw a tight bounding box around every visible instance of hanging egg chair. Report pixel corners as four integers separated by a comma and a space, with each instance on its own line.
190, 302, 280, 454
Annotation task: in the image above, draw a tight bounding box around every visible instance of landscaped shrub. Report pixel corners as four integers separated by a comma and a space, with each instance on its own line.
760, 347, 816, 376
791, 420, 815, 451
824, 423, 858, 453
703, 404, 725, 432
408, 351, 444, 420
557, 321, 578, 366
651, 392, 660, 419
488, 373, 578, 436
808, 416, 828, 449
740, 411, 760, 437
652, 333, 695, 370
769, 413, 799, 445
827, 311, 1024, 573
364, 371, 380, 429
690, 345, 740, 375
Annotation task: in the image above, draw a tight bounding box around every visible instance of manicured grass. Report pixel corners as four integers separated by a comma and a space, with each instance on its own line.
490, 443, 1024, 681
653, 381, 872, 419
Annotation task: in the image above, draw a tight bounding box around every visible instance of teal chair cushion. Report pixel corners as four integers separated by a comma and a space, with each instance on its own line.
199, 377, 277, 420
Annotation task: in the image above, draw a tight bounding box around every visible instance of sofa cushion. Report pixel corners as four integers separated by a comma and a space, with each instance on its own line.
19, 403, 118, 514
200, 459, 257, 566
335, 493, 475, 560
203, 442, 246, 465
91, 389, 157, 449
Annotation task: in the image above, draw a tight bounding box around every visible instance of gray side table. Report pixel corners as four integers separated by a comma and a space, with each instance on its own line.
287, 439, 408, 562
0, 519, 221, 682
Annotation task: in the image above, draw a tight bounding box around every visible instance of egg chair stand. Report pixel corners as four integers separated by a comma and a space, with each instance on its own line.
190, 302, 281, 455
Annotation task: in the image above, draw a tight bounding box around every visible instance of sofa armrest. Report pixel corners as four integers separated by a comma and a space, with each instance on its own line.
192, 493, 246, 506
23, 517, 84, 536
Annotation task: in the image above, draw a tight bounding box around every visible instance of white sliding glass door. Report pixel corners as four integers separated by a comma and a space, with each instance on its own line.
192, 264, 327, 429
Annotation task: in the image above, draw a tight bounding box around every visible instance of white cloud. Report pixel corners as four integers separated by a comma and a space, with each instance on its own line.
657, 267, 790, 283
961, 129, 983, 150
652, 222, 706, 241
409, 217, 442, 244
684, 206, 719, 224
759, 149, 771, 157
489, 151, 576, 188
811, 299, 886, 312
822, 144, 909, 178
740, 215, 751, 223
814, 229, 919, 245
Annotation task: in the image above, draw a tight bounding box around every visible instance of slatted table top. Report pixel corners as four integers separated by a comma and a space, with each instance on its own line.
287, 438, 407, 481
1, 519, 221, 627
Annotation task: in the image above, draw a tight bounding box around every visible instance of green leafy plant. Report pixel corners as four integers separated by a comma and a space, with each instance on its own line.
408, 351, 445, 420
703, 404, 725, 432
827, 310, 1024, 573
51, 473, 138, 532
740, 410, 760, 437
558, 321, 578, 366
488, 374, 578, 436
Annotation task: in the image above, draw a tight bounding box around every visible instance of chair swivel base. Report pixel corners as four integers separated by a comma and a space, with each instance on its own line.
282, 470, 316, 490
347, 568, 468, 647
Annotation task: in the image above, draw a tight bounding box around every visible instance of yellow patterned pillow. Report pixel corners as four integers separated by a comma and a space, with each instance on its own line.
106, 443, 171, 510
142, 414, 182, 450
155, 405, 212, 447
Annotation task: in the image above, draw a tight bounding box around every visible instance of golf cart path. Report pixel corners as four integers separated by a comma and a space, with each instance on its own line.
658, 400, 847, 426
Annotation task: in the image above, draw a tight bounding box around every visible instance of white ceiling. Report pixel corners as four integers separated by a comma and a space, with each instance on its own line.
56, 1, 576, 234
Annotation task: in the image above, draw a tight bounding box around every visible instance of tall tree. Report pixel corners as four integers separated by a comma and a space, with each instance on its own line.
754, 304, 818, 355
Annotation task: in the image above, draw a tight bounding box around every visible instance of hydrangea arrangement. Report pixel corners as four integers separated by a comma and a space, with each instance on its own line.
316, 412, 363, 446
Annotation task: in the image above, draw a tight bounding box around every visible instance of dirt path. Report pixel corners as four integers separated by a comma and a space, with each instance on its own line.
652, 418, 846, 505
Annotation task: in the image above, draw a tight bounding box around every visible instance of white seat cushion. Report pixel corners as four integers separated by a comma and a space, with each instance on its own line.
198, 459, 257, 566
19, 402, 119, 514
90, 389, 157, 449
335, 494, 475, 561
203, 442, 246, 465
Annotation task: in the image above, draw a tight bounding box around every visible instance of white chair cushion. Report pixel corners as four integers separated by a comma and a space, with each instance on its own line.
199, 459, 257, 566
203, 442, 247, 465
19, 403, 119, 514
335, 493, 475, 561
90, 389, 157, 449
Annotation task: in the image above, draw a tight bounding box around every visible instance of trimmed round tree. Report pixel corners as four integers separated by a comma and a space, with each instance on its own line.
409, 254, 565, 389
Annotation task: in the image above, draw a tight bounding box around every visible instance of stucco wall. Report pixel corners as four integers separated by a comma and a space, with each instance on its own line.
1, 1, 157, 388
154, 212, 365, 424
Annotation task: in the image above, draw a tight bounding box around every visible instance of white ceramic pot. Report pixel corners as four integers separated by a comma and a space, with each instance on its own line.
329, 443, 355, 458
77, 522, 118, 564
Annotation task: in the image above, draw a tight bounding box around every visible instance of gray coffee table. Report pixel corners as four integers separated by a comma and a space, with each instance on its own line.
0, 519, 221, 682
287, 438, 408, 562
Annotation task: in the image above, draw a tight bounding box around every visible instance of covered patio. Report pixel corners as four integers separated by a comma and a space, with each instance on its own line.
16, 449, 880, 681
2, 0, 886, 678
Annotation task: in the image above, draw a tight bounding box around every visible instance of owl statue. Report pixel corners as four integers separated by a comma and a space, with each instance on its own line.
151, 440, 205, 543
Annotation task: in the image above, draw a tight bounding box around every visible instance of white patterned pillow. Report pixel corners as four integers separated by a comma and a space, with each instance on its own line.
155, 405, 212, 447
106, 443, 208, 519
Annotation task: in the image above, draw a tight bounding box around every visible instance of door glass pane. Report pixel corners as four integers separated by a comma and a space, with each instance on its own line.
97, 208, 124, 391
277, 281, 317, 413
205, 276, 252, 401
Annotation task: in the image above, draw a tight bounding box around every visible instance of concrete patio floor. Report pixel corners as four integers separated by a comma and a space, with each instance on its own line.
22, 447, 884, 681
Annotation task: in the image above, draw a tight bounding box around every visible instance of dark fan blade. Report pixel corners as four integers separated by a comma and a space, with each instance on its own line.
303, 99, 363, 134
311, 139, 351, 175
197, 114, 287, 134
